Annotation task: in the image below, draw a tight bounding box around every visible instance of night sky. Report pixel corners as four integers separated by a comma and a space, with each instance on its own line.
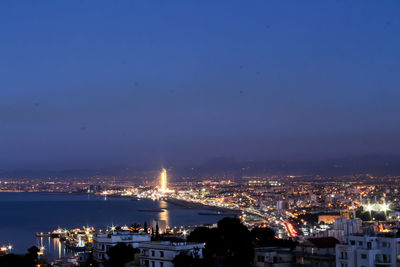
1, 0, 400, 169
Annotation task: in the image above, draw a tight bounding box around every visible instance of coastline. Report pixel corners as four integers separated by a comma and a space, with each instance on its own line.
1, 192, 230, 254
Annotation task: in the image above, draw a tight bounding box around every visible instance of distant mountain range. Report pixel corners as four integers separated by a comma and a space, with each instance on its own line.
184, 155, 400, 177
1, 155, 400, 179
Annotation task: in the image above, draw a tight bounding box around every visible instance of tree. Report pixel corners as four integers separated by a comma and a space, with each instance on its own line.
83, 252, 99, 267
187, 227, 220, 259
26, 246, 39, 264
187, 217, 254, 267
187, 227, 212, 243
251, 227, 297, 249
156, 223, 160, 239
105, 243, 138, 267
251, 227, 275, 246
217, 217, 254, 267
173, 251, 194, 267
0, 246, 40, 267
0, 254, 26, 267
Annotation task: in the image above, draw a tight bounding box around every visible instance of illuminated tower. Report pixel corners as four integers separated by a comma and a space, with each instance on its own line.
160, 168, 167, 193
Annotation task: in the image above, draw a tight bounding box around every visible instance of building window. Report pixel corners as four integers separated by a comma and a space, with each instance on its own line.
350, 240, 355, 245
361, 254, 367, 259
358, 241, 363, 246
367, 242, 372, 249
160, 251, 164, 257
383, 254, 391, 263
151, 261, 155, 267
257, 256, 265, 262
151, 250, 155, 257
160, 262, 164, 267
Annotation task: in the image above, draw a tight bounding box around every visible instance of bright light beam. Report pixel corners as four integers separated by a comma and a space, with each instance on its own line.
160, 168, 167, 194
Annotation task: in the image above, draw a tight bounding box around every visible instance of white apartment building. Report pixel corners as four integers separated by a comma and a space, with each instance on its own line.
336, 233, 400, 267
253, 247, 295, 267
93, 231, 151, 264
138, 241, 204, 267
328, 218, 362, 242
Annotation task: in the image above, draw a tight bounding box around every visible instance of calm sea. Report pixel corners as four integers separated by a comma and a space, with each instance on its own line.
0, 192, 227, 256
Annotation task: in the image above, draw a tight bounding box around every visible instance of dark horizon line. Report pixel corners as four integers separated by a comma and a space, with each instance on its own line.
1, 153, 400, 176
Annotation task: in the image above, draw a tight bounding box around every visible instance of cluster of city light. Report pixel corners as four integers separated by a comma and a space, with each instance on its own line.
0, 245, 12, 253
363, 202, 391, 213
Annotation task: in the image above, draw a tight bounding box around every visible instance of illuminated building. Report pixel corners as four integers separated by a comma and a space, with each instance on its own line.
93, 231, 150, 264
340, 210, 356, 220
139, 241, 204, 267
318, 215, 341, 224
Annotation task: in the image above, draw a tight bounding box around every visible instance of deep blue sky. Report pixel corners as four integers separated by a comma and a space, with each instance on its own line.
1, 0, 400, 169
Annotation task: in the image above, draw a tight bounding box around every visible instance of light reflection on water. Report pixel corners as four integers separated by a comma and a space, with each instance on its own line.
36, 237, 70, 260
158, 200, 169, 227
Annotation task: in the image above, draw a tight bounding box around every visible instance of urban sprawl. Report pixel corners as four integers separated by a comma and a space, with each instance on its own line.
1, 170, 400, 267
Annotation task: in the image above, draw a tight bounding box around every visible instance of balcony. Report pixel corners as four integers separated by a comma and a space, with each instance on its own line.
375, 258, 391, 265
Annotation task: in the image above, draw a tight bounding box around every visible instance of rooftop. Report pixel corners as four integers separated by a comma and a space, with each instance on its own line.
306, 237, 339, 248
139, 241, 205, 250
